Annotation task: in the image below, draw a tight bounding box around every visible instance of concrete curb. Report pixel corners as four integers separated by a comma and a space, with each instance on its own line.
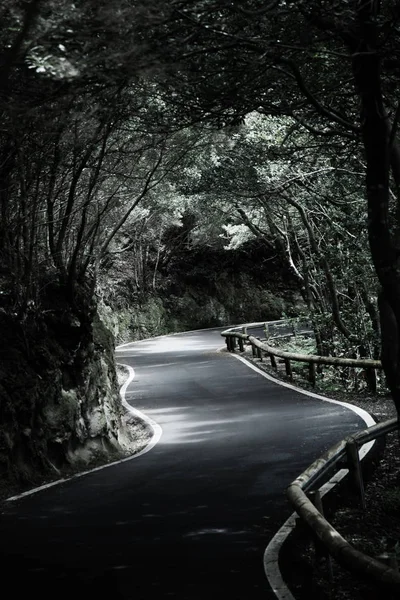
5, 360, 162, 503
117, 362, 163, 455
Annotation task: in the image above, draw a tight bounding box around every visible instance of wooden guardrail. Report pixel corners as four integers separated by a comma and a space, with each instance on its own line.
287, 418, 400, 592
221, 326, 382, 390
221, 324, 399, 593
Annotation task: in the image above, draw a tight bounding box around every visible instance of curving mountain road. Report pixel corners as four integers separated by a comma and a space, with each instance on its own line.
0, 326, 369, 599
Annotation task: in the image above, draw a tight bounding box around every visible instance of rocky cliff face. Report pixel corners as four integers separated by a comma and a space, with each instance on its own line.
0, 288, 145, 496
99, 240, 303, 343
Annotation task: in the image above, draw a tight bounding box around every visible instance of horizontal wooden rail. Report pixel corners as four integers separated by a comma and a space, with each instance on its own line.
221, 327, 382, 370
249, 336, 381, 369
287, 418, 400, 591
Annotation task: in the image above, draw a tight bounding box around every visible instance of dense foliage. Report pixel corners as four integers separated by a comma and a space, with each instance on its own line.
1, 0, 400, 416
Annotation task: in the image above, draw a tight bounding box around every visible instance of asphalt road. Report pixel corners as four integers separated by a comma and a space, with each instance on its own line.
0, 326, 368, 599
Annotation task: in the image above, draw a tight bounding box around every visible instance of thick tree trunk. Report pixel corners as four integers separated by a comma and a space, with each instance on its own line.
351, 3, 400, 415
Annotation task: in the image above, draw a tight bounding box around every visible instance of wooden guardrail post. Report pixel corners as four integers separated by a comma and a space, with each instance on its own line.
308, 490, 334, 583
238, 337, 244, 352
308, 362, 316, 386
366, 367, 377, 393
251, 343, 257, 357
284, 358, 293, 380
257, 346, 263, 361
346, 439, 366, 510
269, 353, 277, 370
227, 337, 236, 352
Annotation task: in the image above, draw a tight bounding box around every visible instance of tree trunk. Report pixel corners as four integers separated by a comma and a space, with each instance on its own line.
351, 3, 400, 415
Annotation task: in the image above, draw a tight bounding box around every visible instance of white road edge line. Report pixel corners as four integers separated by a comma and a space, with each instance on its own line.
5, 362, 162, 503
228, 352, 376, 600
116, 324, 227, 349
118, 362, 163, 456
115, 320, 278, 350
231, 353, 375, 426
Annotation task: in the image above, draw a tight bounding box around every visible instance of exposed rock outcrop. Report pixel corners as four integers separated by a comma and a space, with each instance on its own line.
0, 284, 147, 495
